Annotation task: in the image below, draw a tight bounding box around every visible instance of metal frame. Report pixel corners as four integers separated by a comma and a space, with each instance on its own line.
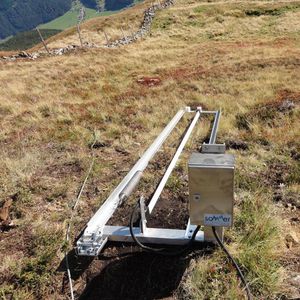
77, 107, 221, 256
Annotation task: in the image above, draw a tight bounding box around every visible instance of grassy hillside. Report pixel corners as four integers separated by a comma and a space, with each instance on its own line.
0, 29, 61, 51
0, 1, 144, 51
0, 0, 140, 39
39, 0, 146, 31
0, 0, 71, 39
39, 8, 114, 30
29, 0, 152, 51
0, 0, 299, 299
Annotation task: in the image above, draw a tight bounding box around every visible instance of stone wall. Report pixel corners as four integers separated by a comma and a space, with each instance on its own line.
0, 0, 174, 62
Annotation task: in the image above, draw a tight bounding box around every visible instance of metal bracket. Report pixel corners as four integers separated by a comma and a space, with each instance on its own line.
184, 218, 198, 239
139, 196, 147, 234
103, 226, 204, 245
202, 143, 226, 154
76, 236, 108, 256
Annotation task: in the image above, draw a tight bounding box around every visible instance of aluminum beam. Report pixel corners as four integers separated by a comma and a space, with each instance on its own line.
209, 110, 221, 144
86, 109, 185, 234
103, 225, 204, 245
77, 109, 187, 255
148, 109, 201, 214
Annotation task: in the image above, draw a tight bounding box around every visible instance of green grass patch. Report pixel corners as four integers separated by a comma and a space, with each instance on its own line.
0, 29, 61, 51
165, 174, 183, 192
183, 190, 281, 299
39, 8, 115, 30
234, 192, 281, 296
152, 15, 176, 30
0, 35, 12, 44
193, 3, 300, 19
245, 4, 300, 17
193, 5, 224, 16
43, 0, 148, 31
16, 226, 63, 296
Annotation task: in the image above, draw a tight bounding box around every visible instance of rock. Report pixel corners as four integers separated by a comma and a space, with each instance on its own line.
56, 48, 64, 55
18, 51, 30, 58
278, 100, 295, 112
0, 199, 12, 222
287, 274, 300, 299
273, 190, 283, 202
31, 52, 39, 59
105, 0, 174, 48
290, 274, 300, 287
290, 217, 300, 224
291, 149, 300, 161
285, 230, 299, 247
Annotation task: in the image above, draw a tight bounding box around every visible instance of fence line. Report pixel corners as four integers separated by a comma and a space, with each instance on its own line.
0, 0, 174, 62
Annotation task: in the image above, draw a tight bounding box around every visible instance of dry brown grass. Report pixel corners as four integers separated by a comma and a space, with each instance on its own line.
0, 0, 299, 299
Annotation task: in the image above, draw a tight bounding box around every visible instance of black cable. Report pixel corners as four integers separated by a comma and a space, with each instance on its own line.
212, 226, 252, 300
129, 201, 201, 256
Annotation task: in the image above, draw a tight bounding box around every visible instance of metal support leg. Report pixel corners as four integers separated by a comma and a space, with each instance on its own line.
202, 110, 225, 154
185, 219, 198, 239
140, 196, 147, 234
204, 226, 224, 242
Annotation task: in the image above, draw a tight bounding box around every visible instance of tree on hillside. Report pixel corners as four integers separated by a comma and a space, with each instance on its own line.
71, 0, 81, 12
96, 0, 105, 13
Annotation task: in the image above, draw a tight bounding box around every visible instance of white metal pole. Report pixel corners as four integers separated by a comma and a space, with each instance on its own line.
148, 110, 201, 214
83, 109, 187, 236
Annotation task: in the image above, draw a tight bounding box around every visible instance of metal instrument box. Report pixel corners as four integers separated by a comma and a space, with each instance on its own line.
188, 153, 235, 227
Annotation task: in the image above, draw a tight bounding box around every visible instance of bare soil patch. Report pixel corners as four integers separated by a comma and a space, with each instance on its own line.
137, 76, 162, 87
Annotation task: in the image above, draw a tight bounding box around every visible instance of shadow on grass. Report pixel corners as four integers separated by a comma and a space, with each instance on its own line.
78, 243, 214, 300
56, 225, 214, 299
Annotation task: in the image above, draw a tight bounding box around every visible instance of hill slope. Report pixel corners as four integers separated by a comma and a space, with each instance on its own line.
0, 0, 138, 40
0, 0, 299, 299
0, 0, 71, 39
